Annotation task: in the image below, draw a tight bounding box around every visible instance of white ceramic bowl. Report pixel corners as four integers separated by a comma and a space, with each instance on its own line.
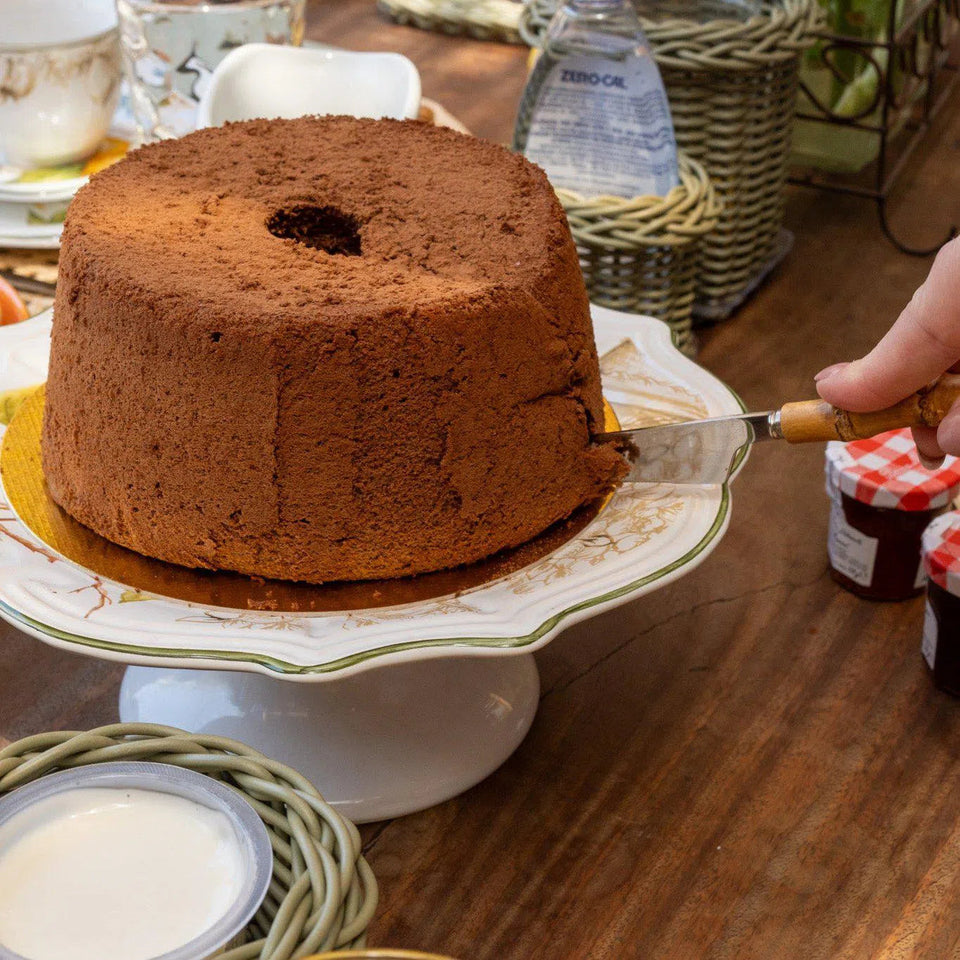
0, 0, 120, 169
196, 43, 421, 128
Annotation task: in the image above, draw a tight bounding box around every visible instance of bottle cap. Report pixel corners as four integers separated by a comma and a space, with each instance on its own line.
825, 428, 960, 511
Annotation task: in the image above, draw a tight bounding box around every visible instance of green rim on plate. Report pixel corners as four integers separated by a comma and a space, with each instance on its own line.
0, 479, 735, 676
0, 309, 745, 677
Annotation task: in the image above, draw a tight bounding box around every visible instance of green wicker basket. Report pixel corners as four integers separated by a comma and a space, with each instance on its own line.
0, 724, 378, 960
521, 0, 822, 319
557, 154, 720, 356
377, 0, 524, 43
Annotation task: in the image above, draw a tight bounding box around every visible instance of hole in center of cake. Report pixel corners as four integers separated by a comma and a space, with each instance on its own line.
266, 204, 362, 256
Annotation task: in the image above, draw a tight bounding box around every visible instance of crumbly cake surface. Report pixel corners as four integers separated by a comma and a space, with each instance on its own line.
42, 116, 623, 582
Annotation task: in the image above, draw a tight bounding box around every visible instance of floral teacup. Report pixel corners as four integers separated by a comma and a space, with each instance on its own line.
0, 0, 121, 169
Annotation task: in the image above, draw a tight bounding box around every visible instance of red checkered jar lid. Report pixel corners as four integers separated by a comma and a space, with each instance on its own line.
923, 511, 960, 595
825, 428, 960, 511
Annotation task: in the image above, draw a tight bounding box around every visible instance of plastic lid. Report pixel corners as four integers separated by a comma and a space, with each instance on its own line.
923, 510, 960, 596
0, 762, 273, 960
824, 428, 960, 511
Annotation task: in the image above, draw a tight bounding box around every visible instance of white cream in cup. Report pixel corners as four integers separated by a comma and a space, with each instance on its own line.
0, 0, 121, 168
0, 762, 272, 960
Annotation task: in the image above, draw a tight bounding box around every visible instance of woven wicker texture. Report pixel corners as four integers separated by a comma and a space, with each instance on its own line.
520, 0, 822, 316
517, 0, 555, 46
377, 0, 523, 43
0, 723, 378, 960
557, 154, 720, 355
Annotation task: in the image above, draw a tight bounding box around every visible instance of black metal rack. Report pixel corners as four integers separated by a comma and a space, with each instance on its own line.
789, 0, 960, 255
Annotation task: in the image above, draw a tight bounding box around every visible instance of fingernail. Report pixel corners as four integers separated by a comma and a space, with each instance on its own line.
919, 452, 945, 471
815, 362, 848, 383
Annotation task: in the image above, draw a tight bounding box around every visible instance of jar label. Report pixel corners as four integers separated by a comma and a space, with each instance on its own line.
828, 499, 878, 587
521, 53, 679, 198
922, 599, 938, 669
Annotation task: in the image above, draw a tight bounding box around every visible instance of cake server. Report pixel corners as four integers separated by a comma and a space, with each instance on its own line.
597, 374, 960, 485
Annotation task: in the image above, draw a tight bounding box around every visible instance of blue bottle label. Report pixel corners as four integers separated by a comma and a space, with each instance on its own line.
523, 52, 679, 199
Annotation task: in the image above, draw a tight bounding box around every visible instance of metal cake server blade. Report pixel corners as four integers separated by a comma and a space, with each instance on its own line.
595, 371, 960, 485
596, 412, 779, 485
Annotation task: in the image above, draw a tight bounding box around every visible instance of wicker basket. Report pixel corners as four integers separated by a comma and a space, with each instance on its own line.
0, 724, 378, 960
521, 0, 822, 319
377, 0, 523, 43
517, 0, 554, 45
557, 154, 720, 356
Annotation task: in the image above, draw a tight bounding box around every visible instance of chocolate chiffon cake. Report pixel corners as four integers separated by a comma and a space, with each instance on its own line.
41, 116, 624, 582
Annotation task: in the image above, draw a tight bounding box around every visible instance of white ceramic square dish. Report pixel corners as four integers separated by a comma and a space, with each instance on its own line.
196, 43, 421, 128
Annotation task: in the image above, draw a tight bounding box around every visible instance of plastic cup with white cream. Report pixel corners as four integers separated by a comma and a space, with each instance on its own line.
0, 762, 272, 960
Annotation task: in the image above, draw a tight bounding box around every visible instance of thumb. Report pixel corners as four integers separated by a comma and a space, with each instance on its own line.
816, 237, 960, 412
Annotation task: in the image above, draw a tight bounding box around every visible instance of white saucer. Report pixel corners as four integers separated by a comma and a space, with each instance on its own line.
0, 203, 63, 249
0, 170, 87, 204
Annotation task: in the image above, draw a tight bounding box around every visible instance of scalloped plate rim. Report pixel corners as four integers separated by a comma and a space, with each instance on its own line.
0, 306, 745, 680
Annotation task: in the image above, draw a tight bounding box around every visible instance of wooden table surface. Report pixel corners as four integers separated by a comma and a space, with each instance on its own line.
3, 2, 960, 957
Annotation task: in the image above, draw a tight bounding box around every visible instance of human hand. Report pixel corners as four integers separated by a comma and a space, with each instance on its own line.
815, 236, 960, 467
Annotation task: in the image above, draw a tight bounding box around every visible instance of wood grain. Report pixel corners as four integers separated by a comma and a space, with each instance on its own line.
0, 3, 958, 956
779, 373, 960, 442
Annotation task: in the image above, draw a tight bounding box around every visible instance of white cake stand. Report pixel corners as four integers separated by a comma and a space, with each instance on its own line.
0, 307, 744, 821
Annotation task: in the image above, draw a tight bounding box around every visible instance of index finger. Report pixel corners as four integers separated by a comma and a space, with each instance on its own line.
817, 237, 960, 412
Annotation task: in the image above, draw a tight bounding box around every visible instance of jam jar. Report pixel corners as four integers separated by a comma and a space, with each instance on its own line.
921, 511, 960, 696
825, 429, 960, 601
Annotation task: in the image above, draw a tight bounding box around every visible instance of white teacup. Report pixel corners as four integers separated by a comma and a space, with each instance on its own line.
0, 0, 121, 169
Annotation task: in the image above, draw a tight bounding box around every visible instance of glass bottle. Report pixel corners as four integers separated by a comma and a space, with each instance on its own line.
513, 0, 679, 198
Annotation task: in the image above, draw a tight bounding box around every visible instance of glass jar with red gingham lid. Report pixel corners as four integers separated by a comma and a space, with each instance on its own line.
921, 511, 960, 696
824, 428, 960, 601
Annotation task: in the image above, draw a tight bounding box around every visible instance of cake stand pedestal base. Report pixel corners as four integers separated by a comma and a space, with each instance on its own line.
118, 653, 540, 823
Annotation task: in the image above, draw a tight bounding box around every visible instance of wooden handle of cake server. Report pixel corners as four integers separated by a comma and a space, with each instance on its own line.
777, 374, 960, 443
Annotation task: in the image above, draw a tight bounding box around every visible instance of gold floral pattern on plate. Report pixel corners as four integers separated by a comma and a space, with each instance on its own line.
0, 307, 744, 678
3, 384, 618, 613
